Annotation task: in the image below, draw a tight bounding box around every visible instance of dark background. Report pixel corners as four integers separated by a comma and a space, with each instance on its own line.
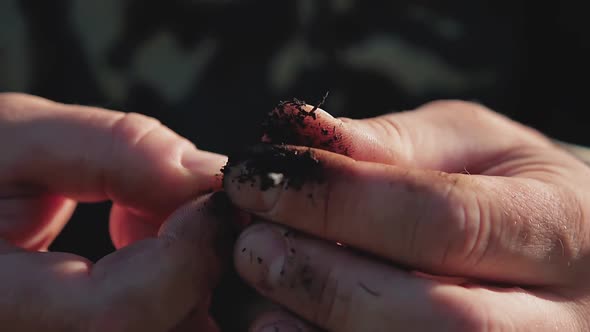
1, 0, 588, 262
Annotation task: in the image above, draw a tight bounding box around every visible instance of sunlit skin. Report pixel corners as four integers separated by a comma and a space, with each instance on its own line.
3, 93, 590, 331
0, 93, 229, 331
224, 101, 590, 331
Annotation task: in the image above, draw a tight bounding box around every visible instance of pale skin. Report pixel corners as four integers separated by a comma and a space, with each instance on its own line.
0, 93, 230, 331
3, 93, 590, 331
223, 101, 590, 331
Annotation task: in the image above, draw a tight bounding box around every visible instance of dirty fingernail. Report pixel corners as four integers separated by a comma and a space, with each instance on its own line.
222, 159, 284, 212
222, 145, 324, 211
234, 223, 287, 293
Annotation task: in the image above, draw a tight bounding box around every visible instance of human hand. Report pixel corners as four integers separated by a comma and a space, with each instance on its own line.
223, 100, 590, 331
0, 93, 232, 331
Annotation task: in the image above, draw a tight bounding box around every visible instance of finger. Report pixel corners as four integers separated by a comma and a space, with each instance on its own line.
0, 93, 225, 248
250, 309, 321, 332
0, 191, 76, 250
261, 100, 551, 172
0, 193, 239, 331
88, 194, 236, 331
223, 145, 581, 285
235, 223, 582, 332
109, 204, 159, 249
0, 93, 225, 217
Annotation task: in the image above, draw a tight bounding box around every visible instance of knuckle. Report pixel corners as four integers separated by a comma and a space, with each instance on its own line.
0, 92, 30, 105
421, 99, 495, 118
0, 93, 29, 116
109, 112, 163, 149
429, 173, 489, 269
531, 184, 585, 264
368, 115, 414, 163
370, 115, 406, 143
0, 93, 53, 114
101, 112, 165, 196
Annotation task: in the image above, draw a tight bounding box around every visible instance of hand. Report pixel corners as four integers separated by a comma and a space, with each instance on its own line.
0, 93, 231, 331
222, 100, 590, 331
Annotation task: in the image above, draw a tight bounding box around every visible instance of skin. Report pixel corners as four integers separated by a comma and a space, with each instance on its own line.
4, 93, 590, 331
0, 93, 230, 331
223, 101, 590, 331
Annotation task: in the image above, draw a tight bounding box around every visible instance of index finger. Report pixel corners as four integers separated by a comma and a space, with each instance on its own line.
222, 145, 581, 285
0, 93, 225, 217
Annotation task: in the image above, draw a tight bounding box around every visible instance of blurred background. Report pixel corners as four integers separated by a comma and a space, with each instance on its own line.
0, 0, 588, 322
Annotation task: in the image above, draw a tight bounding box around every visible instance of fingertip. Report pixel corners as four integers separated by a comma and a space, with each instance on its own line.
221, 145, 330, 215
222, 159, 284, 213
234, 223, 289, 293
260, 99, 398, 163
262, 100, 351, 155
181, 148, 227, 190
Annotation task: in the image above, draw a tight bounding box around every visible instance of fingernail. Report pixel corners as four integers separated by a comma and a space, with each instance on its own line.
181, 148, 227, 177
222, 145, 324, 211
234, 223, 287, 293
258, 321, 305, 332
222, 159, 284, 212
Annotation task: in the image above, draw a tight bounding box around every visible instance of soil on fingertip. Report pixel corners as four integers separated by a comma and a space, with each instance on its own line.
260, 95, 350, 155
222, 144, 324, 191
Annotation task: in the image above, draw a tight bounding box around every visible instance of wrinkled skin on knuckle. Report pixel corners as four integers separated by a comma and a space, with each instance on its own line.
107, 111, 191, 173
443, 176, 492, 269
365, 115, 412, 162
420, 172, 489, 271
108, 112, 163, 152
534, 184, 587, 269
499, 180, 586, 272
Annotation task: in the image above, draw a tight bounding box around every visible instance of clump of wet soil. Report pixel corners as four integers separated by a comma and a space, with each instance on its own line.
222, 144, 324, 191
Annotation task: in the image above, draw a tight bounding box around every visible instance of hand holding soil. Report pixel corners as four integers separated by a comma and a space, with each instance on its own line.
224, 100, 590, 331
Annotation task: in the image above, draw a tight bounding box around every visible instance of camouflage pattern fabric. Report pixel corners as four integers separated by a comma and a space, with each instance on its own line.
1, 1, 587, 149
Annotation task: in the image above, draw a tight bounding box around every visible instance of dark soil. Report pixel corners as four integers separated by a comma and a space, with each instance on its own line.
260, 95, 350, 155
260, 98, 317, 146
222, 144, 324, 191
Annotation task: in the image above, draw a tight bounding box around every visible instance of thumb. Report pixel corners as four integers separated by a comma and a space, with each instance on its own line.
262, 99, 550, 173
89, 192, 242, 331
